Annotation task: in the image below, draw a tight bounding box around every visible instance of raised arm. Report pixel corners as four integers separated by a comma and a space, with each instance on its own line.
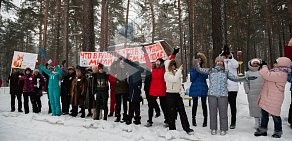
39, 64, 52, 76
193, 59, 210, 75
55, 65, 64, 77
164, 68, 182, 83
141, 46, 152, 70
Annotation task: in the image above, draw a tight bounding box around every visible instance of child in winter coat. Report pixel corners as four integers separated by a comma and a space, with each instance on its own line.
194, 56, 256, 136
254, 57, 292, 138
40, 64, 64, 116
243, 58, 264, 129
189, 52, 208, 127
164, 59, 194, 135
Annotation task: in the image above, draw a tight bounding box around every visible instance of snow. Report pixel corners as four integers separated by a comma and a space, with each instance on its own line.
0, 83, 291, 141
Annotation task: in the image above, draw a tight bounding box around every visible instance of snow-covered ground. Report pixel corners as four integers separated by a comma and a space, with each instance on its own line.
0, 83, 291, 141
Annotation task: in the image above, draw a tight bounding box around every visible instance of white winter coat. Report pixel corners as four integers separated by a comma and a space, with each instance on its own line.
164, 69, 182, 93
224, 58, 239, 91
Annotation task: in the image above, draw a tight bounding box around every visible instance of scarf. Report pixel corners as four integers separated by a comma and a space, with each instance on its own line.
270, 66, 291, 73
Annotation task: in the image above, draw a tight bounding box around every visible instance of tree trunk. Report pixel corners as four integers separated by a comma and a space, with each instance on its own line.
100, 0, 109, 51
124, 0, 130, 48
54, 0, 61, 65
212, 0, 226, 60
264, 0, 273, 65
288, 0, 292, 37
178, 0, 185, 81
187, 0, 194, 72
150, 0, 155, 43
63, 0, 69, 68
38, 0, 43, 62
42, 0, 49, 63
82, 0, 95, 52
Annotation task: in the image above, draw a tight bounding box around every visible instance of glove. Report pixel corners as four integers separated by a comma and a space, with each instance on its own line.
62, 60, 66, 66
247, 76, 257, 80
172, 48, 180, 55
141, 46, 147, 53
259, 60, 267, 69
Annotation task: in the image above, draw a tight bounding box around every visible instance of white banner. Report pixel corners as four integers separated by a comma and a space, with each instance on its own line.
80, 42, 168, 67
11, 51, 38, 70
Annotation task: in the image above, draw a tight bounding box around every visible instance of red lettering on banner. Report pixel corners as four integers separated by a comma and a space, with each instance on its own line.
80, 52, 85, 58
132, 55, 138, 61
93, 53, 97, 59
89, 59, 97, 66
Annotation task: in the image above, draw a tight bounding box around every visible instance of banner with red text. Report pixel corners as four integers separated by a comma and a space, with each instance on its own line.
80, 42, 168, 67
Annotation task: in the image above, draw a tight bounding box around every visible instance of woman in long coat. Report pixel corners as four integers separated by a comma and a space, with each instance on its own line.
243, 58, 263, 129
70, 67, 88, 118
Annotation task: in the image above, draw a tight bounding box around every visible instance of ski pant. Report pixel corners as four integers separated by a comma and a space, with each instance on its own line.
209, 96, 228, 131
166, 93, 190, 131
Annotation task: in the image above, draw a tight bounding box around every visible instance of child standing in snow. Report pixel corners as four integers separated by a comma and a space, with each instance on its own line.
243, 58, 263, 129
254, 57, 291, 138
194, 56, 256, 135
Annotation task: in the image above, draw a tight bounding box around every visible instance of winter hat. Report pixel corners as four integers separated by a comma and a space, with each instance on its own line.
250, 58, 261, 65
68, 66, 75, 71
215, 56, 225, 63
25, 67, 32, 73
196, 52, 207, 68
276, 57, 292, 68
33, 69, 39, 73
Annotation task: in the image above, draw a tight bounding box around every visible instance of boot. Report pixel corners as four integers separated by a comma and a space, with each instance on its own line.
80, 108, 85, 118
108, 112, 114, 117
254, 128, 267, 136
126, 117, 132, 125
133, 116, 141, 125
192, 117, 197, 126
87, 109, 93, 117
121, 114, 128, 123
203, 117, 207, 127
145, 120, 153, 127
114, 115, 121, 122
271, 131, 282, 138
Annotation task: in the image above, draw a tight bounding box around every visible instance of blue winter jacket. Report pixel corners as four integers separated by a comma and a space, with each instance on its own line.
189, 68, 208, 97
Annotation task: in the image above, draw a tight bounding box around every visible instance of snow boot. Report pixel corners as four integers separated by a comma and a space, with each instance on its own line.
133, 116, 141, 125
254, 128, 267, 136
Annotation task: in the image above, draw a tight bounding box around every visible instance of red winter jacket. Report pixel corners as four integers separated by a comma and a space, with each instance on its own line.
22, 74, 35, 93
144, 52, 175, 97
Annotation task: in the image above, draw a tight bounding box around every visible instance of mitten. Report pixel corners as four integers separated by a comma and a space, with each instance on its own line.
172, 48, 180, 55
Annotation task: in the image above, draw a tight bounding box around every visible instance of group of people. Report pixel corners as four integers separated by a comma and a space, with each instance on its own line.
7, 38, 292, 138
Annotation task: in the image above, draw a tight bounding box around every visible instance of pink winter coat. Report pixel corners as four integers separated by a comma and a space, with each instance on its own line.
258, 57, 291, 116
